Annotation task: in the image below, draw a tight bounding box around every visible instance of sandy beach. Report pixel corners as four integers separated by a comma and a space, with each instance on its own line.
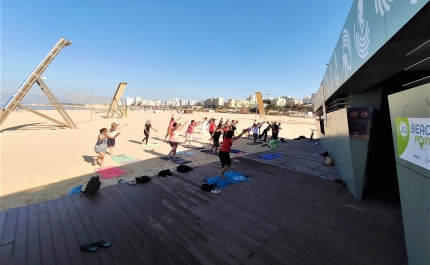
0, 109, 316, 211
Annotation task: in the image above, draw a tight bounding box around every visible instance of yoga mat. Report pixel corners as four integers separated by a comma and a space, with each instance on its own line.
111, 154, 141, 165
95, 166, 127, 179
69, 185, 83, 195
160, 157, 192, 164
176, 151, 195, 155
141, 143, 159, 147
205, 171, 251, 189
200, 150, 218, 155
182, 146, 206, 150
230, 149, 246, 154
259, 153, 284, 160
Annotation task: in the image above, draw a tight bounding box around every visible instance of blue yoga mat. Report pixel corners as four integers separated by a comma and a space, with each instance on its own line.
201, 150, 218, 155
205, 171, 251, 189
230, 149, 246, 154
69, 185, 83, 195
259, 153, 284, 160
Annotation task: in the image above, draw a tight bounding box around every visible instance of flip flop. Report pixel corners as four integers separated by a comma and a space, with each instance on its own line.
127, 180, 137, 185
91, 240, 111, 247
80, 243, 98, 252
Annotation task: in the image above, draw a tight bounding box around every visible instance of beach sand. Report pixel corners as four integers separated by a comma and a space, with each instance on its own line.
0, 109, 316, 210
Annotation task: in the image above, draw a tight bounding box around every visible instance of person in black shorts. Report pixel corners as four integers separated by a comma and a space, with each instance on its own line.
167, 121, 188, 159
208, 119, 216, 145
142, 120, 157, 145
259, 122, 272, 142
218, 128, 247, 178
210, 124, 224, 154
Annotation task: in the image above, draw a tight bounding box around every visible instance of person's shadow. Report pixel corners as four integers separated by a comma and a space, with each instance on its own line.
82, 155, 95, 165
143, 149, 166, 157
128, 140, 142, 144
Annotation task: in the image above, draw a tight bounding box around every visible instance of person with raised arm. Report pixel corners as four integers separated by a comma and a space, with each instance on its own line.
164, 114, 182, 141
199, 117, 208, 134
167, 120, 189, 159
251, 122, 263, 145
106, 122, 128, 155
94, 128, 108, 167
184, 119, 203, 148
268, 123, 280, 155
210, 124, 226, 155
218, 128, 247, 179
208, 118, 216, 145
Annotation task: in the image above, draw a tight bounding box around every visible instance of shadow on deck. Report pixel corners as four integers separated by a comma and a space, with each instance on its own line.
0, 140, 406, 265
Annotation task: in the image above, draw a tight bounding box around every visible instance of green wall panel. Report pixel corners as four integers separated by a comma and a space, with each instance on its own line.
389, 83, 430, 265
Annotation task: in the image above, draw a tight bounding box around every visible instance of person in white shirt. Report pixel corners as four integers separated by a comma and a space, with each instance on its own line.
252, 122, 263, 145
106, 122, 128, 155
199, 117, 208, 134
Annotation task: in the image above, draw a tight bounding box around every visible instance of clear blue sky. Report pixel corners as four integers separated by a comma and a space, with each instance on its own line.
2, 0, 352, 103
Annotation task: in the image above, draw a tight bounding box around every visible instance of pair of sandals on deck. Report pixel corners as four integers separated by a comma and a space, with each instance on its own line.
80, 240, 111, 252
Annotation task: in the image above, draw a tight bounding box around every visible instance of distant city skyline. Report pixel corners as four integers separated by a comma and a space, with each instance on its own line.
126, 92, 316, 108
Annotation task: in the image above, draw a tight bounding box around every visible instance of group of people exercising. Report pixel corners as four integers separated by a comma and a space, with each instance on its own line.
94, 115, 281, 178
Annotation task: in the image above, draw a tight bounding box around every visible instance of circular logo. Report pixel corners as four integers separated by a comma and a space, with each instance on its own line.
350, 111, 358, 118
399, 121, 408, 138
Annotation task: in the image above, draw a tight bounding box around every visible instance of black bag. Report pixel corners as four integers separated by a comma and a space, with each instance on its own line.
158, 169, 173, 177
81, 176, 101, 197
177, 165, 193, 173
200, 184, 215, 192
135, 176, 151, 183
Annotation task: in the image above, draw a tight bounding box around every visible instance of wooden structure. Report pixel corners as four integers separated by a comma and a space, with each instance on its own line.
0, 38, 77, 129
0, 140, 406, 264
105, 82, 127, 118
255, 91, 266, 120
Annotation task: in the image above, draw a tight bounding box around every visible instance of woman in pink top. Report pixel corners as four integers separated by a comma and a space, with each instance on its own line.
218, 128, 247, 179
167, 121, 188, 159
184, 119, 202, 148
164, 115, 182, 141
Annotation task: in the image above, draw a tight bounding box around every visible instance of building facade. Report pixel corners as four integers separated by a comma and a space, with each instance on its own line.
313, 2, 430, 264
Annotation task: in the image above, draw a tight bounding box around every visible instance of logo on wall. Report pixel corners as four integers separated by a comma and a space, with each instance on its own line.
354, 0, 370, 58
341, 29, 352, 78
374, 0, 394, 16
395, 117, 430, 171
399, 121, 408, 138
334, 53, 340, 85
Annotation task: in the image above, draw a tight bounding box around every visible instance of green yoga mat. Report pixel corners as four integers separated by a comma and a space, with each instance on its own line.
111, 154, 141, 164
141, 143, 159, 147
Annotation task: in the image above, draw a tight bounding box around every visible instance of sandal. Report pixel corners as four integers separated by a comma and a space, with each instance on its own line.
80, 243, 98, 252
91, 240, 111, 247
127, 180, 137, 185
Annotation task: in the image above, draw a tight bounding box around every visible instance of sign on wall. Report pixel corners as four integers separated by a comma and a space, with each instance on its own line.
395, 117, 430, 171
314, 0, 429, 111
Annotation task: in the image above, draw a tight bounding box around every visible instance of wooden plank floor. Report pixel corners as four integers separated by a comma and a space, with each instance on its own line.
0, 154, 406, 264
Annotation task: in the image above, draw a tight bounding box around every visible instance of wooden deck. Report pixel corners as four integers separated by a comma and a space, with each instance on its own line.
0, 150, 407, 264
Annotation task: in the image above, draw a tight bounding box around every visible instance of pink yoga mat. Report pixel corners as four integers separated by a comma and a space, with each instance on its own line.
95, 166, 126, 179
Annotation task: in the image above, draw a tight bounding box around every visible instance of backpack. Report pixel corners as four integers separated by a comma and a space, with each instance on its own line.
177, 165, 193, 173
200, 184, 215, 192
135, 176, 151, 183
81, 176, 101, 197
158, 169, 173, 177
